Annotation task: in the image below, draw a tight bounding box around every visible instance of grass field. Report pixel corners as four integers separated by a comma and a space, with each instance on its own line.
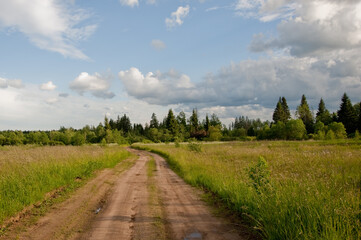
134, 141, 361, 240
0, 145, 131, 226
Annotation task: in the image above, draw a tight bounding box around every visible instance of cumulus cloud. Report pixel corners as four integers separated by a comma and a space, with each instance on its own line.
70, 72, 115, 99
118, 57, 361, 111
40, 81, 57, 91
247, 1, 361, 58
120, 0, 139, 7
0, 0, 96, 59
165, 5, 190, 29
151, 39, 166, 50
119, 68, 196, 105
0, 77, 24, 89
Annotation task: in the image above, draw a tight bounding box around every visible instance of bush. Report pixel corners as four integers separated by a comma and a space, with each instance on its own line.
187, 142, 202, 152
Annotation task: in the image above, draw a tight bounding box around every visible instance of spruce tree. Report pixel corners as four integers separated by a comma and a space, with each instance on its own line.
165, 109, 178, 135
296, 95, 314, 134
316, 98, 331, 125
358, 102, 361, 131
281, 97, 291, 122
204, 114, 210, 132
272, 98, 285, 123
189, 109, 199, 133
150, 113, 159, 129
337, 93, 357, 135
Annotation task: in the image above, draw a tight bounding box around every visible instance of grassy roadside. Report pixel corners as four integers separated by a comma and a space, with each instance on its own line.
0, 145, 132, 232
133, 141, 361, 240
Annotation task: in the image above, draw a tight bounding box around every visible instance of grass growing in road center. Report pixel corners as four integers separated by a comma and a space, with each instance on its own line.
134, 141, 361, 240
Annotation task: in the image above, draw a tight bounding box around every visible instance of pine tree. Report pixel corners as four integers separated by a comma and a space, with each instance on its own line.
281, 97, 291, 122
296, 95, 314, 134
316, 98, 331, 125
150, 113, 159, 129
337, 93, 357, 135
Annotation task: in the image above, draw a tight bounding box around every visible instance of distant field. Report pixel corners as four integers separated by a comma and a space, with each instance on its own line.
0, 145, 131, 226
134, 141, 361, 240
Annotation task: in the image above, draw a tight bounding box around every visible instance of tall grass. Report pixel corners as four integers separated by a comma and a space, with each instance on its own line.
134, 141, 361, 239
0, 145, 131, 225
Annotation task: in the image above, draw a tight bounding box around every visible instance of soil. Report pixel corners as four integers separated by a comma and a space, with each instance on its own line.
3, 148, 253, 240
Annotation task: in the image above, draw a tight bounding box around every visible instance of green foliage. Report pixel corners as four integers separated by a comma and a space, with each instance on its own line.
139, 142, 361, 240
273, 97, 290, 123
316, 98, 332, 125
208, 126, 222, 141
296, 94, 314, 134
338, 93, 358, 135
187, 141, 202, 152
0, 146, 131, 225
285, 119, 307, 140
248, 156, 270, 192
328, 122, 347, 139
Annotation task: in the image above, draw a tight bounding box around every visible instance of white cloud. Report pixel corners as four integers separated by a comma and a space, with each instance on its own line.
151, 39, 166, 50
120, 0, 139, 7
0, 0, 96, 60
40, 81, 57, 91
118, 56, 361, 112
0, 77, 24, 89
165, 5, 190, 29
70, 72, 115, 99
0, 84, 173, 130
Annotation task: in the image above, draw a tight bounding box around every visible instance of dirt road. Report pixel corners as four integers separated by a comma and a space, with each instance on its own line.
5, 148, 249, 240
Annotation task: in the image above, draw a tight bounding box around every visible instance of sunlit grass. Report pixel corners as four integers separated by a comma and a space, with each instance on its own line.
0, 145, 131, 225
134, 141, 361, 239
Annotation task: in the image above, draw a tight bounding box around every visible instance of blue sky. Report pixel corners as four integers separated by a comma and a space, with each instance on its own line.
1, 0, 361, 130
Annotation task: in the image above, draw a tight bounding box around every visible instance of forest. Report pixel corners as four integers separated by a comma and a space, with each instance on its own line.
1, 93, 360, 146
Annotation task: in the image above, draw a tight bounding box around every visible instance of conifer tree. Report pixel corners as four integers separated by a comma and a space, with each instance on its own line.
273, 98, 285, 123
177, 111, 187, 128
165, 109, 178, 135
337, 93, 357, 134
296, 95, 314, 134
281, 97, 291, 122
358, 102, 361, 131
316, 98, 331, 125
150, 113, 159, 129
189, 109, 199, 133
204, 114, 210, 132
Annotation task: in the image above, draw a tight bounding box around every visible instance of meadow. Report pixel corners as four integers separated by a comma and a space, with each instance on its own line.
134, 141, 361, 240
0, 145, 131, 227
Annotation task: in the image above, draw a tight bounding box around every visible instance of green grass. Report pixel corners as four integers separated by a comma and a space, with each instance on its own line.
133, 141, 361, 240
0, 145, 131, 226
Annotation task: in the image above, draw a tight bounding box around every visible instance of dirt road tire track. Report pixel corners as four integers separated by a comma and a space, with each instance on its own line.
3, 148, 249, 240
150, 151, 245, 240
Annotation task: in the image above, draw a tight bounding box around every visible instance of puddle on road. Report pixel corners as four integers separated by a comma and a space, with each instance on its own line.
184, 231, 202, 240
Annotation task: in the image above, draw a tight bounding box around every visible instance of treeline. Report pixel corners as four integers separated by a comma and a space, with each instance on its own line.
0, 93, 360, 146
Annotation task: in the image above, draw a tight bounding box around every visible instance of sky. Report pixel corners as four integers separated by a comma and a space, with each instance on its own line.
0, 0, 361, 130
